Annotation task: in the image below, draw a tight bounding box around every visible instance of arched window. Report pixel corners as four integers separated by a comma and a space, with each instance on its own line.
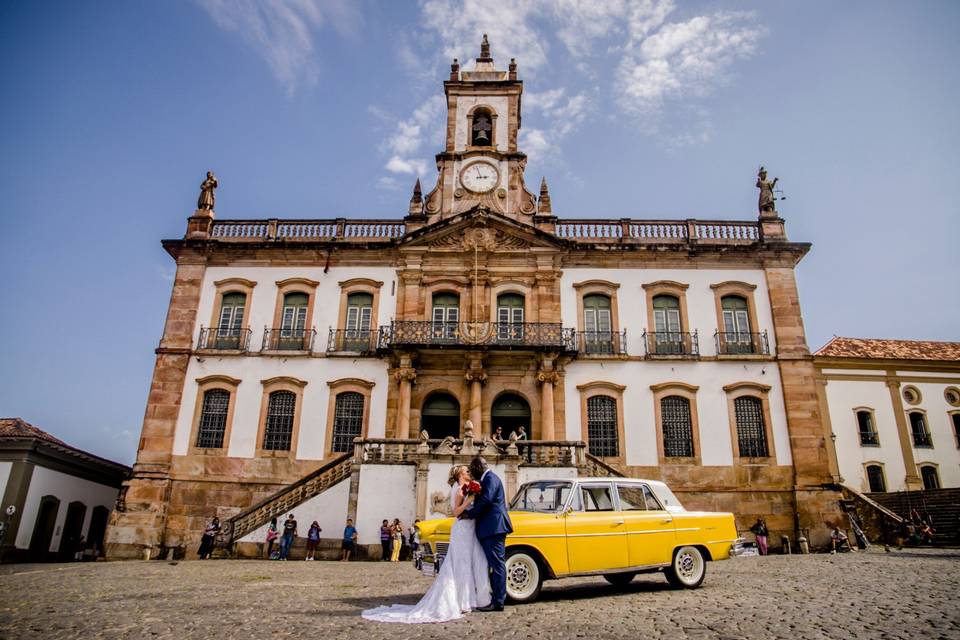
216, 291, 247, 348
856, 410, 879, 446
661, 396, 693, 457
497, 293, 525, 342
431, 292, 459, 341
909, 412, 932, 447
734, 396, 768, 457
583, 294, 612, 354
196, 389, 230, 449
586, 395, 619, 458
920, 465, 940, 490
331, 392, 365, 453
263, 390, 296, 451
721, 295, 754, 353
952, 413, 960, 448
866, 465, 886, 492
471, 107, 494, 146
652, 295, 681, 354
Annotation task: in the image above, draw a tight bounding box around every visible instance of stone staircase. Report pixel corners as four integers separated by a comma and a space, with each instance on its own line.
867, 488, 960, 546
218, 452, 353, 546
580, 452, 625, 478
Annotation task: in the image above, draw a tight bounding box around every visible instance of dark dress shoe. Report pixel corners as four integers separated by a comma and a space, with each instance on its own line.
475, 603, 504, 612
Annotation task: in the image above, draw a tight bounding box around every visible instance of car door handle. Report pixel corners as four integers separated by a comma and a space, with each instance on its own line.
614, 519, 625, 525
660, 519, 672, 524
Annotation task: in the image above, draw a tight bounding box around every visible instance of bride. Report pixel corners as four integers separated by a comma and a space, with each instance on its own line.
362, 465, 491, 623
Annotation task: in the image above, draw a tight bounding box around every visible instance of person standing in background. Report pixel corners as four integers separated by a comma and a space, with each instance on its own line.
750, 517, 769, 556
265, 517, 279, 559
390, 518, 403, 562
341, 518, 358, 561
305, 521, 322, 561
279, 514, 297, 560
380, 519, 392, 561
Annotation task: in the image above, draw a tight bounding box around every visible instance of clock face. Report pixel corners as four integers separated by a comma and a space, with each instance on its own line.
460, 161, 500, 193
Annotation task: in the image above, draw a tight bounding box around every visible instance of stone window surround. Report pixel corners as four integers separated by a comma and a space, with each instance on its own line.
572, 280, 621, 353
642, 280, 691, 336
950, 410, 960, 448
489, 280, 533, 323
324, 378, 375, 456
209, 278, 257, 330
336, 278, 383, 334
255, 376, 308, 458
466, 103, 499, 150
188, 375, 241, 456
710, 281, 762, 356
852, 406, 880, 447
944, 386, 960, 407
722, 381, 777, 464
863, 461, 887, 493
907, 408, 932, 448
576, 380, 626, 464
901, 385, 922, 406
271, 277, 320, 335
649, 381, 702, 465
423, 277, 471, 322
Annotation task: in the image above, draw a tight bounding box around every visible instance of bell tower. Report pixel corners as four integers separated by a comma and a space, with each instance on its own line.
418, 35, 540, 224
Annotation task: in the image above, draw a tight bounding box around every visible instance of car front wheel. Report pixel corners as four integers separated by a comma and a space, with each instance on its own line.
505, 549, 543, 603
665, 546, 706, 589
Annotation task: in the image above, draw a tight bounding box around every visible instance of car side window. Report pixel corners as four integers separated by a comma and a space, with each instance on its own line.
568, 488, 583, 512
580, 485, 615, 512
616, 484, 648, 511
641, 485, 664, 510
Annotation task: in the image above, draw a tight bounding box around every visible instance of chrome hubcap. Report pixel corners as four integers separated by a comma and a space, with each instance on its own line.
507, 557, 535, 595
677, 550, 700, 581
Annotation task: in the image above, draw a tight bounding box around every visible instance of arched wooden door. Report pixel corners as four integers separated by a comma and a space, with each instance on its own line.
29, 496, 60, 561
491, 393, 531, 439
421, 393, 461, 439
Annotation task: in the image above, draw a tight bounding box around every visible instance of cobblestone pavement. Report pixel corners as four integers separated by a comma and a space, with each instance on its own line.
0, 549, 957, 640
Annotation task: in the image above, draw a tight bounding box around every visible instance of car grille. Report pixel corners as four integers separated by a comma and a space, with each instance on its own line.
436, 542, 449, 557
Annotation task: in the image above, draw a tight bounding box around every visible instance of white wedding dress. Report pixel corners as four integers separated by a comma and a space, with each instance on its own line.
362, 485, 491, 623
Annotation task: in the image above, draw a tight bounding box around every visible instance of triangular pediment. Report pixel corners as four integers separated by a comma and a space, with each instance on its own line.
401, 206, 564, 252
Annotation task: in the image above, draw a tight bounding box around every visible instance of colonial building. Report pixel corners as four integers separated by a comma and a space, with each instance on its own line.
0, 418, 129, 562
106, 38, 842, 559
816, 337, 960, 493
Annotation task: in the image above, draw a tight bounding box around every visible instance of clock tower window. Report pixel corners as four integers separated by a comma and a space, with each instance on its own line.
470, 107, 495, 147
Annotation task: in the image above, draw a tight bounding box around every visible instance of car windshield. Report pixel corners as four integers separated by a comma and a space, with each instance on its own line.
650, 483, 685, 512
510, 481, 573, 513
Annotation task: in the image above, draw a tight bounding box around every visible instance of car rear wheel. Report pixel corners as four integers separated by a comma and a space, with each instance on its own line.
665, 546, 706, 589
505, 549, 543, 603
603, 572, 637, 587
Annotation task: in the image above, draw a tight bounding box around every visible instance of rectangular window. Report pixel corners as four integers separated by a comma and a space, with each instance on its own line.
580, 485, 615, 512
856, 411, 879, 446
616, 485, 648, 511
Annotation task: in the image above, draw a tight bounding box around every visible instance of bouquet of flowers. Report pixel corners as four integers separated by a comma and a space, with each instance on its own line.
462, 480, 482, 496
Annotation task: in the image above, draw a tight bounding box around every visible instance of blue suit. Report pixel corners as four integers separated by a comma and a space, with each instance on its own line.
462, 469, 513, 606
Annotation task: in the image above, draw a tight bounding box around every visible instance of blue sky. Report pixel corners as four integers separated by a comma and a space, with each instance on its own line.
1, 1, 957, 464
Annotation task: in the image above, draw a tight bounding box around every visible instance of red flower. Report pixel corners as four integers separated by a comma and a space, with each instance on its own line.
463, 480, 482, 496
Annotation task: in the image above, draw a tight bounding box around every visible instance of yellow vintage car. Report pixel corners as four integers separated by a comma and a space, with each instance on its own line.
415, 477, 741, 603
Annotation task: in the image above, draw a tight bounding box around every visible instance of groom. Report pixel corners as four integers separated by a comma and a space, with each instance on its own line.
461, 456, 513, 611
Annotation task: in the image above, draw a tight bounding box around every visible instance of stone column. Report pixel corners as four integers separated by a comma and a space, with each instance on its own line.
886, 378, 922, 490
414, 462, 429, 520
395, 357, 417, 439
538, 371, 559, 440
465, 361, 487, 435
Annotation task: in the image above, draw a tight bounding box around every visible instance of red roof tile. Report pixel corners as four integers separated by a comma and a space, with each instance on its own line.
815, 337, 960, 362
0, 417, 71, 446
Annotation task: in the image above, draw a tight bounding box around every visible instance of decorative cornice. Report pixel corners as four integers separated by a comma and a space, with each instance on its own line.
649, 381, 699, 393
710, 281, 758, 291
261, 376, 308, 388
642, 280, 689, 292
338, 278, 384, 289
572, 279, 620, 291
722, 381, 772, 394
576, 380, 626, 392
276, 277, 320, 289
327, 377, 376, 390
196, 374, 242, 387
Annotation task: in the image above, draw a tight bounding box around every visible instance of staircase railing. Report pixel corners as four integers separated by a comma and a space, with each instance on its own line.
219, 452, 353, 545
581, 453, 625, 477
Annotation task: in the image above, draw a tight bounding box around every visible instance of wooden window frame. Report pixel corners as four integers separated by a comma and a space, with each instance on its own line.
573, 280, 621, 357
424, 279, 469, 322
853, 406, 880, 447
255, 376, 308, 458
642, 280, 691, 335
272, 277, 320, 334
907, 409, 933, 448
209, 278, 256, 330
650, 382, 701, 465
710, 281, 762, 357
863, 462, 887, 493
576, 381, 626, 464
918, 463, 940, 490
950, 410, 960, 449
723, 381, 776, 464
336, 278, 383, 333
188, 375, 241, 456
324, 378, 375, 457
489, 281, 532, 323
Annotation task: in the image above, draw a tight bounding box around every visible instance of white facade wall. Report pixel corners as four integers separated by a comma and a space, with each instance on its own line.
0, 461, 11, 504
559, 268, 778, 357
355, 465, 417, 545
15, 466, 118, 551
238, 478, 350, 544
826, 378, 960, 491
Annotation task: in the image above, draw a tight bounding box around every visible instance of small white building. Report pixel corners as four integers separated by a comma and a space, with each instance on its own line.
0, 418, 130, 562
816, 338, 960, 493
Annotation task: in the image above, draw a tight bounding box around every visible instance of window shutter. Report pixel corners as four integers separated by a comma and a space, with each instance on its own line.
346, 306, 359, 332
359, 307, 372, 331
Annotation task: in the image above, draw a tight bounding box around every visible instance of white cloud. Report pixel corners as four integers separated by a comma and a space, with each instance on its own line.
195, 0, 359, 94
385, 155, 429, 177
376, 176, 402, 191
371, 95, 445, 180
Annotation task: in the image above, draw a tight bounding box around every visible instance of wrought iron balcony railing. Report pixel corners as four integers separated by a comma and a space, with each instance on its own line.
714, 330, 770, 356
326, 328, 377, 354
642, 330, 699, 358
912, 431, 933, 448
858, 430, 880, 446
577, 330, 628, 356
378, 321, 577, 351
261, 327, 316, 352
197, 327, 252, 351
